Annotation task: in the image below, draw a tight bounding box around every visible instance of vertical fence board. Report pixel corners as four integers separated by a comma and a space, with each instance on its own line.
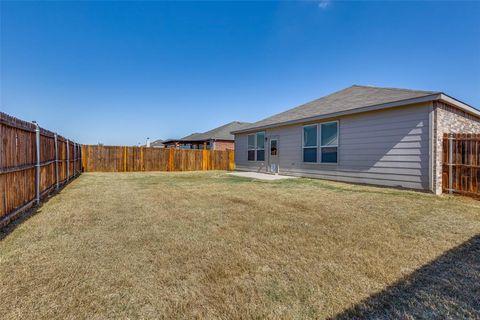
443, 133, 480, 197
0, 112, 81, 228
81, 145, 235, 173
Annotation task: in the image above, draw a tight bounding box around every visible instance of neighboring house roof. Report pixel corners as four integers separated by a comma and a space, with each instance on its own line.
150, 139, 164, 147
180, 132, 201, 140
164, 121, 251, 144
232, 85, 480, 134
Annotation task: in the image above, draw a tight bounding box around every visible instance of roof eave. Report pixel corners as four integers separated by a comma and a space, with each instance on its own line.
438, 93, 480, 118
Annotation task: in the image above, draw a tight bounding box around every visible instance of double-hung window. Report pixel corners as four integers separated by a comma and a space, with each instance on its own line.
303, 121, 338, 163
303, 125, 317, 163
248, 134, 255, 161
247, 132, 265, 161
320, 121, 338, 163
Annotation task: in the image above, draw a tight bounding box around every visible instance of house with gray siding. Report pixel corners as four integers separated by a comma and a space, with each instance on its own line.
231, 85, 480, 194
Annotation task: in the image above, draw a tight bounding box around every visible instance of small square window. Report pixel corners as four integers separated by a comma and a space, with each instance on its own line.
248, 150, 255, 161
270, 140, 278, 156
321, 122, 338, 146
256, 149, 265, 161
303, 125, 317, 147
248, 135, 255, 149
256, 132, 265, 149
321, 147, 337, 163
303, 147, 317, 162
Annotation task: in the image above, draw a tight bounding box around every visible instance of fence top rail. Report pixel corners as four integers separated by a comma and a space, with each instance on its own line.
0, 111, 36, 132
82, 144, 225, 151
0, 111, 75, 141
443, 133, 480, 139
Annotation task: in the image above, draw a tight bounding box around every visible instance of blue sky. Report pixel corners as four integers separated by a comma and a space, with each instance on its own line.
1, 1, 479, 145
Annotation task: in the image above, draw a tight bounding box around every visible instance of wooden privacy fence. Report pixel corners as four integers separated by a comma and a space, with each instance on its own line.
82, 145, 235, 172
442, 133, 480, 197
0, 112, 81, 228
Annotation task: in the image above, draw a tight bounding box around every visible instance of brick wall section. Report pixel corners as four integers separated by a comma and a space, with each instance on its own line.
433, 101, 480, 194
213, 140, 235, 151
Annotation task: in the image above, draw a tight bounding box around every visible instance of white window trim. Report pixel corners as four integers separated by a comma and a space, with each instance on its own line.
247, 132, 265, 162
247, 133, 256, 161
270, 138, 279, 156
302, 120, 339, 164
302, 124, 318, 163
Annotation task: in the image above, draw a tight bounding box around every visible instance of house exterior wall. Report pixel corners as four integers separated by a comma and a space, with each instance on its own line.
213, 140, 235, 151
432, 102, 480, 194
235, 103, 432, 190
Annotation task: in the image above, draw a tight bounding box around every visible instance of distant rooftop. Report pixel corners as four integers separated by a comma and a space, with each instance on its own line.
164, 121, 251, 143
150, 139, 164, 147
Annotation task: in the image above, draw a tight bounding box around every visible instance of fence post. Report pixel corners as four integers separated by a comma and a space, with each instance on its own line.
73, 142, 76, 176
202, 149, 208, 171
54, 133, 59, 190
228, 149, 235, 171
123, 146, 127, 172
168, 148, 175, 171
79, 144, 82, 173
448, 133, 453, 194
33, 121, 41, 205
66, 139, 70, 182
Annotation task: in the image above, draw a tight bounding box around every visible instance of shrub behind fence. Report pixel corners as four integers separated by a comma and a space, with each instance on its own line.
81, 145, 235, 172
0, 112, 81, 228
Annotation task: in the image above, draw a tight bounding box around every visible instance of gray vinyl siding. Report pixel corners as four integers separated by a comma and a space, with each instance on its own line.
235, 103, 432, 190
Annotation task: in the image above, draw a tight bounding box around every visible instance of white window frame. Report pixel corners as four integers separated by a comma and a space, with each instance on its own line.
302, 124, 318, 163
247, 132, 266, 162
319, 120, 339, 164
270, 138, 279, 156
247, 134, 256, 161
302, 120, 339, 164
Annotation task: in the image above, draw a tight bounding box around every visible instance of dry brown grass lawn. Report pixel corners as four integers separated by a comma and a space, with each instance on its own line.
1, 172, 479, 319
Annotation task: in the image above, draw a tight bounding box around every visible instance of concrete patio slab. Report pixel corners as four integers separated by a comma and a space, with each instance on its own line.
228, 171, 297, 181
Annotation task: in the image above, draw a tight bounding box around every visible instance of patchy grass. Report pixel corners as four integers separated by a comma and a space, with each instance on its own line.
1, 171, 479, 319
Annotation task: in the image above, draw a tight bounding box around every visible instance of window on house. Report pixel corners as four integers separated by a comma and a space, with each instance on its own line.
256, 132, 265, 161
248, 134, 255, 161
303, 121, 338, 163
270, 139, 278, 156
247, 132, 265, 161
320, 122, 338, 163
303, 125, 317, 162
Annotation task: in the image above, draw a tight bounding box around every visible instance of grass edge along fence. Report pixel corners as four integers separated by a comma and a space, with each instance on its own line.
0, 112, 81, 229
442, 133, 480, 197
82, 145, 235, 172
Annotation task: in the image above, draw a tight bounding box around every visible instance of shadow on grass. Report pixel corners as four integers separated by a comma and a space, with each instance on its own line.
331, 234, 480, 319
0, 206, 42, 241
0, 188, 65, 241
0, 178, 79, 241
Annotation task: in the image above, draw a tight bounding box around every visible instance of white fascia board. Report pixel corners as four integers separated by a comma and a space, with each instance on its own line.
439, 94, 480, 118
